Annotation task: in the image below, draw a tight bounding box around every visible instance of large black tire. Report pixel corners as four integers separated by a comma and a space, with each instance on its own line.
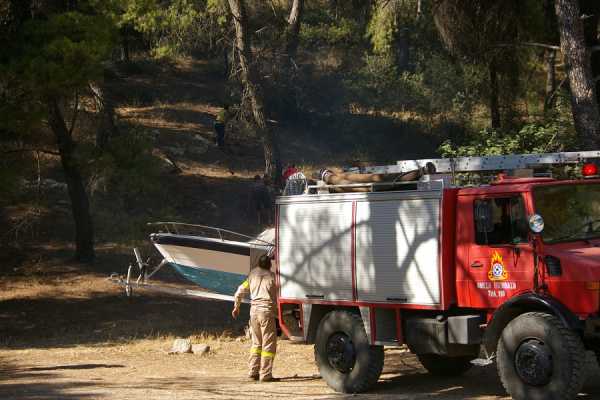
497, 312, 586, 400
314, 310, 384, 393
417, 354, 473, 377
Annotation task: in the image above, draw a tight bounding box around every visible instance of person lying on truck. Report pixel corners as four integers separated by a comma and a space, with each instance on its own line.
317, 162, 437, 192
232, 254, 279, 382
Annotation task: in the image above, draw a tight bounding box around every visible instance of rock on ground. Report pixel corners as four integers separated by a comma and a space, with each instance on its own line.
192, 344, 210, 355
169, 338, 192, 354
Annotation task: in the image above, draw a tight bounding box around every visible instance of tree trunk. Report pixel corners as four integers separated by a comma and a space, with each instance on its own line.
396, 27, 410, 72
223, 46, 229, 78
544, 49, 557, 111
227, 0, 282, 182
47, 98, 95, 262
120, 25, 131, 63
329, 0, 338, 19
489, 59, 501, 129
90, 73, 119, 150
556, 0, 600, 149
285, 0, 304, 63
543, 0, 559, 112
580, 0, 600, 107
121, 34, 130, 63
282, 0, 304, 119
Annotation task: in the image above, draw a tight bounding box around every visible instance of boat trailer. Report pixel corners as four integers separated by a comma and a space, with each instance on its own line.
109, 247, 250, 304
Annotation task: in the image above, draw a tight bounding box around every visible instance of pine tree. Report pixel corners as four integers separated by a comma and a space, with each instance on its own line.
1, 1, 116, 262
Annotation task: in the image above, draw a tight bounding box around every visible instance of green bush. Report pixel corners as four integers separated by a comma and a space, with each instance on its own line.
421, 54, 485, 118
300, 18, 362, 48
83, 129, 162, 209
438, 121, 577, 158
344, 53, 429, 113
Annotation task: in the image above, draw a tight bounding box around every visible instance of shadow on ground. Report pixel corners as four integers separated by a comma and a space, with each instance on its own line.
0, 245, 250, 350
0, 357, 100, 400
0, 287, 250, 350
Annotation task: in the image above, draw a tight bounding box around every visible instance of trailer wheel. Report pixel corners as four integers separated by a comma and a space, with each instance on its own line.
497, 312, 586, 400
417, 354, 473, 376
314, 310, 384, 393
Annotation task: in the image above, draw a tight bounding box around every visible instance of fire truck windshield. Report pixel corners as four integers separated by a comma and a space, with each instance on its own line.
534, 183, 600, 243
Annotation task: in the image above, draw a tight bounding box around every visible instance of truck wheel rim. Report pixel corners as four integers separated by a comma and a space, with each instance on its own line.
514, 339, 553, 386
326, 332, 356, 373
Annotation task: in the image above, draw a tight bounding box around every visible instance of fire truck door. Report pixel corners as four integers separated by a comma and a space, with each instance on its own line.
465, 195, 534, 308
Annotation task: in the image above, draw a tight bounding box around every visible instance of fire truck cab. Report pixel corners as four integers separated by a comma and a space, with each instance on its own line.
275, 152, 600, 400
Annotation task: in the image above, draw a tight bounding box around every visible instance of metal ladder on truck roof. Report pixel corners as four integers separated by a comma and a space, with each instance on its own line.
352, 150, 600, 175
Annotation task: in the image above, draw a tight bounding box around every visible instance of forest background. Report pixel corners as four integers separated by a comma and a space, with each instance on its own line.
2, 0, 600, 264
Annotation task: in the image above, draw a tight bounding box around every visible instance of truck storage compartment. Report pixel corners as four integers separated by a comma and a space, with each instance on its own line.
278, 200, 354, 300
355, 195, 441, 304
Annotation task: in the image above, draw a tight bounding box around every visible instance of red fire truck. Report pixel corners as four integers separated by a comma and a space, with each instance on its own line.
275, 151, 600, 400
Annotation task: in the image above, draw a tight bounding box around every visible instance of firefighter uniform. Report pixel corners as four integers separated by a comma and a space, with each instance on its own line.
214, 108, 228, 147
233, 266, 278, 381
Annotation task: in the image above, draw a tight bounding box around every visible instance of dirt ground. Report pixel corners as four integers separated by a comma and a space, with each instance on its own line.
3, 342, 600, 400
2, 253, 600, 400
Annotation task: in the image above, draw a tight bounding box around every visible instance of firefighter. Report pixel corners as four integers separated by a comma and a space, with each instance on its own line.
232, 254, 279, 382
214, 105, 229, 148
248, 175, 274, 225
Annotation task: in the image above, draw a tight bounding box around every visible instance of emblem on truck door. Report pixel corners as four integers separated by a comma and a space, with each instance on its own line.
488, 251, 508, 281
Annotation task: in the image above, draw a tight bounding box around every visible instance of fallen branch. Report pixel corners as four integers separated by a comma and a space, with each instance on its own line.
2, 148, 60, 156
498, 42, 600, 53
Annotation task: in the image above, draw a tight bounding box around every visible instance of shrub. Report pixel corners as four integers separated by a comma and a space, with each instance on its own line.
300, 18, 363, 48
344, 53, 430, 113
438, 121, 577, 158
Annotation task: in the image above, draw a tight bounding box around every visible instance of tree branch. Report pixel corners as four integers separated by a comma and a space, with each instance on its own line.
268, 0, 280, 19
497, 42, 560, 51
547, 76, 568, 104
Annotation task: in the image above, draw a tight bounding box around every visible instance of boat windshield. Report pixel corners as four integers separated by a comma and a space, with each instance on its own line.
534, 183, 600, 243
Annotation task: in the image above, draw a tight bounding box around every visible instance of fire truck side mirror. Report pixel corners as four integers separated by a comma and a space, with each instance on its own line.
528, 214, 545, 234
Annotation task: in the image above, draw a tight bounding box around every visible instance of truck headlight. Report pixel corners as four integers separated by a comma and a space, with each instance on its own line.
529, 214, 545, 234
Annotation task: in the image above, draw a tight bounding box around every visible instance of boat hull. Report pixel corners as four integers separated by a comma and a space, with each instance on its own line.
151, 233, 271, 295
170, 263, 246, 295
